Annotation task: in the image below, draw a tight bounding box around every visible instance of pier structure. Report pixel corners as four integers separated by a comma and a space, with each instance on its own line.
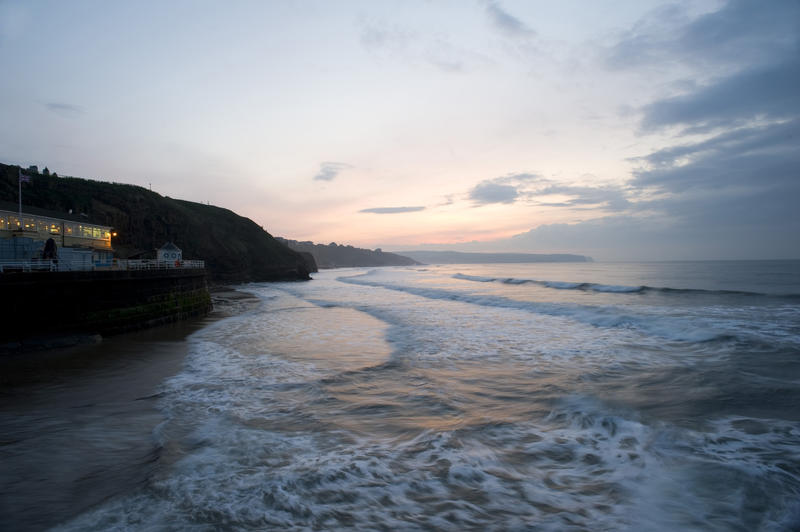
1, 204, 211, 347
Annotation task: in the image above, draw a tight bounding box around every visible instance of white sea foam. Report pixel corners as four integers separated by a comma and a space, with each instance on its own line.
57, 386, 800, 531
592, 284, 645, 293
338, 272, 740, 344
53, 265, 800, 531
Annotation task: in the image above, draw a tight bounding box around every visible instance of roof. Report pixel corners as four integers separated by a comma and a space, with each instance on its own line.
159, 242, 182, 251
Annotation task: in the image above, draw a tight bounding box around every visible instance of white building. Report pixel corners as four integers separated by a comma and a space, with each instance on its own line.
0, 204, 114, 270
157, 242, 183, 263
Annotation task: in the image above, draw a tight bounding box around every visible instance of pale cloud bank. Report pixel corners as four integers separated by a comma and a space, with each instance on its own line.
484, 0, 800, 260
468, 173, 629, 212
359, 206, 426, 214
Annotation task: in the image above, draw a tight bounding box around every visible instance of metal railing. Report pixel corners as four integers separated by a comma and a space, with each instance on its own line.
0, 258, 205, 273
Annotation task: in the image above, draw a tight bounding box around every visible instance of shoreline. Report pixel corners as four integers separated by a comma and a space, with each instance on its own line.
0, 284, 259, 384
0, 284, 260, 531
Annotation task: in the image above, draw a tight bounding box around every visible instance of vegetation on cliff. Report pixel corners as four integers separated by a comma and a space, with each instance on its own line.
277, 238, 419, 268
1, 163, 312, 282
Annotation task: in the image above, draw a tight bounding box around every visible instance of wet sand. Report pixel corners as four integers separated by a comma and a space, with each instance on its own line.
0, 286, 259, 531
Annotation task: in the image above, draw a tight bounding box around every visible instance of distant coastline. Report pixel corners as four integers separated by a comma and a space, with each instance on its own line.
394, 250, 593, 264
278, 238, 419, 268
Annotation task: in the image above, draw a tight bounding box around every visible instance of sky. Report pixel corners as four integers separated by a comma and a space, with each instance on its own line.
1, 0, 797, 261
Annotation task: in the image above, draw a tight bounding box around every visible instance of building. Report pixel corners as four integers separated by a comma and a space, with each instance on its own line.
157, 242, 182, 263
0, 201, 113, 270
0, 202, 204, 273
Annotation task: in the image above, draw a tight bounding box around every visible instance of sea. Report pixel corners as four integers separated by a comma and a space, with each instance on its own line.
2, 260, 800, 531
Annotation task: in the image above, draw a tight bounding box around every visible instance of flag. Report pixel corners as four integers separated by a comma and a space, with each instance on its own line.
19, 169, 30, 183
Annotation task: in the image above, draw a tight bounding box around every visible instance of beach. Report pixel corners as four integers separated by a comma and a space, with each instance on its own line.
0, 287, 258, 530
2, 262, 800, 530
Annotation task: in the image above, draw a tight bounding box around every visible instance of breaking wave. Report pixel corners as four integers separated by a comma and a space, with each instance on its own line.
452, 273, 800, 298
340, 273, 747, 344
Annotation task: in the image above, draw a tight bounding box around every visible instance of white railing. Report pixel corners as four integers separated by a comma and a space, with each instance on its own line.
0, 260, 58, 272
113, 259, 205, 270
0, 259, 205, 273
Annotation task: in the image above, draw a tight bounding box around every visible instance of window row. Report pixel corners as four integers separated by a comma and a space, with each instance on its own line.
0, 214, 110, 240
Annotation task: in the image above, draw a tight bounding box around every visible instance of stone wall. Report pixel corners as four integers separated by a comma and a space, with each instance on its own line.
1, 269, 212, 342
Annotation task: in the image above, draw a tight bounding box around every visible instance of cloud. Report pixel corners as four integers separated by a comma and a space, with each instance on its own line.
607, 0, 799, 70
313, 162, 352, 182
606, 0, 800, 136
621, 0, 800, 255
44, 102, 84, 116
468, 173, 541, 205
462, 0, 800, 259
503, 186, 800, 260
640, 60, 800, 133
469, 182, 518, 204
633, 120, 800, 192
485, 1, 535, 38
468, 172, 629, 210
359, 206, 426, 214
531, 184, 631, 211
629, 119, 800, 239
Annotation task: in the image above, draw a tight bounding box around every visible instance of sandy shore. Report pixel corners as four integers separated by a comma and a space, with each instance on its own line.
208, 284, 262, 319
0, 285, 260, 530
0, 285, 259, 383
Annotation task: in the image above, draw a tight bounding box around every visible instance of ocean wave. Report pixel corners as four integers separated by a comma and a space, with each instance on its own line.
452, 272, 800, 298
453, 272, 647, 293
57, 391, 800, 532
341, 274, 736, 343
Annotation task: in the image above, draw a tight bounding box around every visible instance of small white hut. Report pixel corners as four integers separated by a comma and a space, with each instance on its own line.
157, 242, 182, 263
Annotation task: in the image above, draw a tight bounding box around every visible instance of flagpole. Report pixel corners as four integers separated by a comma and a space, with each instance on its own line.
18, 168, 22, 224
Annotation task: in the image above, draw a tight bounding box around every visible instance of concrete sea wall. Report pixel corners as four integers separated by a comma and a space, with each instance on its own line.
1, 269, 211, 344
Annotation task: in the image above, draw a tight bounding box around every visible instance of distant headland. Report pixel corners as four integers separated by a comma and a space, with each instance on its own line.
277, 238, 419, 269
393, 250, 593, 264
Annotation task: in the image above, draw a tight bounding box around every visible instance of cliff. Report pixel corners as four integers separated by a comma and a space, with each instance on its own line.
0, 163, 312, 282
277, 238, 419, 269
